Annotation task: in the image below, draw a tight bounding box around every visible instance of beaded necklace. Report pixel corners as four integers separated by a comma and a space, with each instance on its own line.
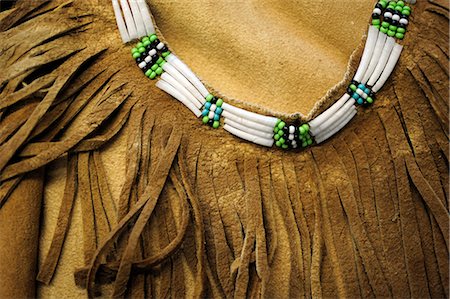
113, 0, 415, 150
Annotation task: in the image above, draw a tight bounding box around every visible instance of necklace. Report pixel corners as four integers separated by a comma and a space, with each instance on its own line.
112, 0, 415, 150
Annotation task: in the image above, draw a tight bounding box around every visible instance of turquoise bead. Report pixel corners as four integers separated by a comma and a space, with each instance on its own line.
214, 114, 220, 121
352, 93, 360, 100
205, 102, 211, 109
357, 98, 364, 105
202, 109, 209, 116
215, 107, 223, 115
364, 88, 371, 94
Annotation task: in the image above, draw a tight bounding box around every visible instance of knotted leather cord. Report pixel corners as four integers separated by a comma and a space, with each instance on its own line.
0, 0, 448, 298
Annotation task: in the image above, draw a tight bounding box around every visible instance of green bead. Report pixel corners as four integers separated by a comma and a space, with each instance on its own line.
402, 9, 410, 15
275, 119, 281, 126
159, 61, 166, 67
277, 121, 286, 129
350, 84, 357, 91
138, 47, 146, 53
403, 5, 411, 11
136, 42, 143, 48
162, 51, 171, 58
387, 30, 396, 37
274, 127, 279, 133
149, 34, 158, 42
379, 0, 387, 8
397, 27, 406, 33
282, 144, 289, 149
302, 123, 309, 132
149, 72, 157, 80
216, 98, 223, 107
372, 19, 380, 25
213, 121, 220, 129
142, 36, 149, 42
382, 21, 390, 28
202, 116, 209, 124
151, 64, 158, 71
132, 52, 141, 59
145, 69, 152, 77
307, 139, 313, 145
366, 97, 373, 104
155, 67, 163, 75
305, 133, 311, 140
156, 57, 164, 65
131, 47, 138, 54
302, 141, 308, 148
397, 0, 404, 6
143, 40, 151, 47
374, 24, 380, 29
274, 133, 280, 140
380, 27, 388, 34
394, 5, 402, 11
389, 25, 397, 31
206, 94, 213, 102
395, 32, 405, 39
279, 137, 285, 144
275, 140, 281, 147
299, 126, 305, 135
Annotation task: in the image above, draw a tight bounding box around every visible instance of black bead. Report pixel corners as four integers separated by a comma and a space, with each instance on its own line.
372, 13, 380, 19
375, 3, 382, 9
160, 45, 169, 52
402, 13, 409, 19
351, 79, 358, 86
347, 87, 353, 94
384, 16, 392, 23
391, 19, 399, 26
398, 23, 406, 29
207, 119, 214, 126
136, 57, 143, 63
386, 8, 394, 13
211, 97, 217, 104
150, 39, 160, 48
151, 54, 158, 61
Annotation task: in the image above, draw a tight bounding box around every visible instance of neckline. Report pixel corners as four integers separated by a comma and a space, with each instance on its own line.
149, 7, 369, 123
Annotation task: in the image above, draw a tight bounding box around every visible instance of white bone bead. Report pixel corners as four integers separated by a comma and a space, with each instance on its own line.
144, 56, 152, 63
224, 118, 274, 139
399, 18, 408, 25
392, 14, 400, 21
155, 80, 201, 117
221, 102, 278, 127
289, 134, 294, 140
223, 124, 274, 147
289, 125, 295, 134
356, 88, 364, 96
384, 12, 393, 18
373, 8, 382, 14
138, 61, 146, 69
208, 111, 215, 119
149, 49, 157, 56
210, 104, 217, 112
156, 42, 165, 50
353, 26, 379, 82
136, 0, 155, 35
372, 44, 403, 92
112, 0, 130, 42
165, 54, 210, 97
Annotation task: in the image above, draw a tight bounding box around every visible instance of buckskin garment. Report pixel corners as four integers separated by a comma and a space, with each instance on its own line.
0, 0, 448, 298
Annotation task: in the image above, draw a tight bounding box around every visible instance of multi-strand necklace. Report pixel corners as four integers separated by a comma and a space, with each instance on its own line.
112, 0, 415, 150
